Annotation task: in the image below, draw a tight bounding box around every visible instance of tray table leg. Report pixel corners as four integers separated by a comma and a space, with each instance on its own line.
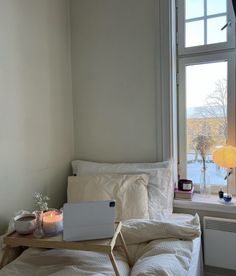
0, 245, 14, 268
0, 245, 22, 269
0, 245, 12, 268
118, 231, 131, 267
108, 251, 120, 276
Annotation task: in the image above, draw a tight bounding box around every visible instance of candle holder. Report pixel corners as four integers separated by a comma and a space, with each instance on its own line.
42, 210, 63, 236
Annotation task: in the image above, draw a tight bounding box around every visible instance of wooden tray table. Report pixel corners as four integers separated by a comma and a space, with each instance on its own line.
0, 222, 130, 276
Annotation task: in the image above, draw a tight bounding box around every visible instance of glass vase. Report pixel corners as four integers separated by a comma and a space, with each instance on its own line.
200, 168, 211, 196
33, 210, 44, 238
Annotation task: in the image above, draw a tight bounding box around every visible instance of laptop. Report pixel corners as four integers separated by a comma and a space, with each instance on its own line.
63, 200, 116, 241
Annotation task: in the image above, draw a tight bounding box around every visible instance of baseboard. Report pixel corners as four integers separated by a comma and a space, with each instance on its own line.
204, 265, 236, 276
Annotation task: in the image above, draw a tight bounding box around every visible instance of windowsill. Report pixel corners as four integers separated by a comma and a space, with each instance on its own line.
173, 193, 236, 213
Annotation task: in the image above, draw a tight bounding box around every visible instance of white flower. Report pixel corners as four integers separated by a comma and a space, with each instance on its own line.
33, 192, 50, 211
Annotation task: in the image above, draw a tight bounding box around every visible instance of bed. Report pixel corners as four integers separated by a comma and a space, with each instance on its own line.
0, 160, 203, 276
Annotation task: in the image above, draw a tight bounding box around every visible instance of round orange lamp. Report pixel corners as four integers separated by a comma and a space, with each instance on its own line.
213, 145, 236, 202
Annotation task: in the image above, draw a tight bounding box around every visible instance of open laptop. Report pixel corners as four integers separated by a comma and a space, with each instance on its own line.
63, 200, 116, 241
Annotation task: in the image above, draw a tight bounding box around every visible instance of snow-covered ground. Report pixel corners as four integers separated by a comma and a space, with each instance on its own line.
187, 153, 227, 186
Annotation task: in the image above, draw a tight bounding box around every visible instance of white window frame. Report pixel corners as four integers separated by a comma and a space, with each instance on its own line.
177, 0, 236, 194
177, 0, 235, 55
178, 52, 236, 194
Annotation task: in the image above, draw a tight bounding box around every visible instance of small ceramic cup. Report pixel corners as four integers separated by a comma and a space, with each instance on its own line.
14, 213, 36, 235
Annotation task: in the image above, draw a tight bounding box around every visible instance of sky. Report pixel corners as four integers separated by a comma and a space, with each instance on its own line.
186, 61, 227, 108
186, 0, 226, 19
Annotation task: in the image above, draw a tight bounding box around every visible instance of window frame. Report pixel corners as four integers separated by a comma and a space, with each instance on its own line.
178, 52, 236, 194
177, 0, 235, 55
177, 0, 236, 194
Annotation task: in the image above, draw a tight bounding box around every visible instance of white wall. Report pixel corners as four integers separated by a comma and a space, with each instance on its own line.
0, 0, 174, 234
70, 0, 172, 163
0, 0, 74, 234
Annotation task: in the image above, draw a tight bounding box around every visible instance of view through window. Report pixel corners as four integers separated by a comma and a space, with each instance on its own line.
186, 61, 227, 186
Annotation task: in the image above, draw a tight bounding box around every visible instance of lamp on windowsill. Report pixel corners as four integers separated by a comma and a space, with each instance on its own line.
213, 145, 236, 203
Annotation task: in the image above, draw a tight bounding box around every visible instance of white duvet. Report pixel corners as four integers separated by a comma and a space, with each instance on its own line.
0, 215, 201, 276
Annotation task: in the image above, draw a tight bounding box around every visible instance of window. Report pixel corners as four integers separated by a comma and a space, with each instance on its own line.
178, 0, 235, 54
177, 0, 236, 193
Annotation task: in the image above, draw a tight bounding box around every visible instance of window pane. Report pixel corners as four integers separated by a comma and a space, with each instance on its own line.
207, 0, 226, 16
207, 16, 227, 44
186, 61, 227, 186
185, 0, 204, 20
186, 20, 204, 47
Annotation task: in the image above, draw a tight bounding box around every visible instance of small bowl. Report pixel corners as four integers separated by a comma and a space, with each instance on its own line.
14, 214, 36, 235
223, 193, 232, 203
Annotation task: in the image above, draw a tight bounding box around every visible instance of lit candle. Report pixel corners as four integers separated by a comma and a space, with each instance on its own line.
42, 210, 63, 236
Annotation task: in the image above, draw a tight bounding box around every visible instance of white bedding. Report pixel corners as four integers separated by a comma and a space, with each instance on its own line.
168, 214, 203, 276
0, 214, 201, 276
188, 237, 203, 276
122, 214, 200, 276
0, 248, 130, 276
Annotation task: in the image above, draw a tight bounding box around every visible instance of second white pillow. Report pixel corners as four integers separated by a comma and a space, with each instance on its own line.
67, 174, 150, 221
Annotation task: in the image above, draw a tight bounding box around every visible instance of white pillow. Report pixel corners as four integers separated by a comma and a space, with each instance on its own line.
67, 174, 149, 221
146, 167, 174, 219
71, 160, 174, 219
72, 160, 169, 176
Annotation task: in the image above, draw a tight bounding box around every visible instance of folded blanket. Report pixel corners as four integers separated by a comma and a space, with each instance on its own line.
122, 214, 201, 245
130, 239, 194, 276
120, 214, 201, 276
